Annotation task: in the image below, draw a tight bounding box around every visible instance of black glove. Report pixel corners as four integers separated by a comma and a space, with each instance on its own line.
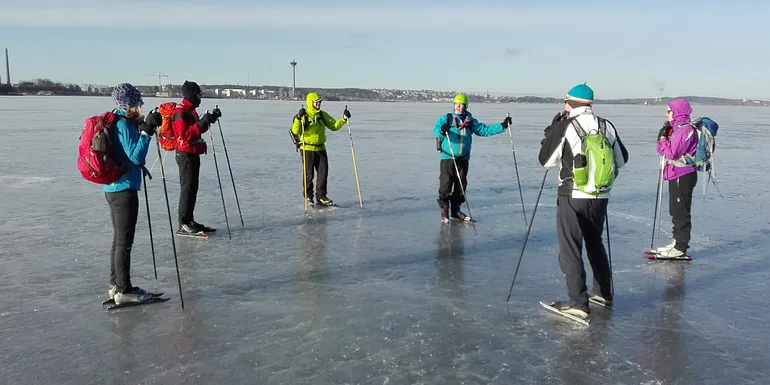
139, 122, 156, 137
502, 116, 512, 129
441, 116, 451, 135
200, 112, 218, 125
658, 122, 671, 140
210, 107, 222, 119
541, 111, 567, 145
551, 111, 567, 126
343, 107, 351, 119
297, 107, 306, 118
196, 114, 213, 133
144, 110, 162, 128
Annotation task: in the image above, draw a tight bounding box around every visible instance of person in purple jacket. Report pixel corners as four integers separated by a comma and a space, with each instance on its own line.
655, 98, 699, 258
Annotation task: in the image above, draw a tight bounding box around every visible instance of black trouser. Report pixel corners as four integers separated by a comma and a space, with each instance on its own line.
301, 149, 329, 201
106, 190, 139, 293
556, 196, 612, 309
669, 172, 697, 251
437, 158, 469, 208
176, 151, 201, 225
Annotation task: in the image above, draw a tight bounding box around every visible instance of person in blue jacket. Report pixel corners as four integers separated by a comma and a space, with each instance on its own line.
105, 83, 162, 305
433, 93, 512, 222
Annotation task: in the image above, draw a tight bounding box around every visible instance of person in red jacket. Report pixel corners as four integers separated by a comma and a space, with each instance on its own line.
172, 80, 221, 235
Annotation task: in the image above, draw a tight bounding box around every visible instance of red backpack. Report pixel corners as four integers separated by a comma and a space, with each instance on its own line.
157, 101, 178, 151
77, 111, 127, 184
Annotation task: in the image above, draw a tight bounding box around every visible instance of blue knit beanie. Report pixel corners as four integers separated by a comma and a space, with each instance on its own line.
565, 83, 594, 104
112, 83, 143, 110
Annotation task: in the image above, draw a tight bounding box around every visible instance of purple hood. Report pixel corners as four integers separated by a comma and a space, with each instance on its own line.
668, 98, 693, 128
656, 98, 698, 180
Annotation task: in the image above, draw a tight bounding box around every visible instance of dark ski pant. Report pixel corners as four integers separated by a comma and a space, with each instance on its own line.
301, 149, 329, 201
437, 158, 469, 209
556, 196, 612, 309
106, 190, 139, 293
669, 171, 697, 251
176, 151, 201, 225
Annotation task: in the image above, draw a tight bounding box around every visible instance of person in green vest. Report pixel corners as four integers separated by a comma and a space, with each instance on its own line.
290, 92, 351, 207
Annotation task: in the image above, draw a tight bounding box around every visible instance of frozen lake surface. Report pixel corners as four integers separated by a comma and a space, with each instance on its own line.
1, 96, 769, 384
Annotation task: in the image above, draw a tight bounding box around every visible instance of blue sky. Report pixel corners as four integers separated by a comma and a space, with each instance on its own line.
1, 0, 768, 99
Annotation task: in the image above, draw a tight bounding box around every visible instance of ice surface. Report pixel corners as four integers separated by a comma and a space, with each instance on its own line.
1, 96, 769, 384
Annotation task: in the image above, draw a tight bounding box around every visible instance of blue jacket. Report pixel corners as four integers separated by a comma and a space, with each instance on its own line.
103, 110, 151, 193
433, 111, 506, 160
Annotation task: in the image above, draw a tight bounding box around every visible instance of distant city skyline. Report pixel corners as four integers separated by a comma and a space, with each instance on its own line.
2, 0, 769, 99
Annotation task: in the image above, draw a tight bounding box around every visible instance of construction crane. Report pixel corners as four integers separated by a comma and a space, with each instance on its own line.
143, 72, 170, 96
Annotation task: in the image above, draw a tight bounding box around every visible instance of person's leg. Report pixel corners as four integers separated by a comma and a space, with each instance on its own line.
106, 192, 119, 298
437, 159, 454, 220
176, 151, 193, 226
672, 172, 697, 252
450, 159, 470, 219
581, 199, 612, 302
316, 150, 333, 205
188, 153, 201, 224
555, 196, 590, 316
302, 149, 315, 203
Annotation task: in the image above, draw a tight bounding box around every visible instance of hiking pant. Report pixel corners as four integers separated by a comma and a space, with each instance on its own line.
176, 151, 201, 225
556, 196, 612, 309
437, 158, 469, 208
302, 149, 329, 201
106, 190, 139, 294
669, 171, 697, 251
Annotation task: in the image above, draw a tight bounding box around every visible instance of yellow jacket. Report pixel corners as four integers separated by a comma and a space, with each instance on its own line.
290, 92, 347, 151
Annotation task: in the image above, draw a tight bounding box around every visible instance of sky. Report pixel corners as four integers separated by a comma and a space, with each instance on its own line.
1, 0, 769, 99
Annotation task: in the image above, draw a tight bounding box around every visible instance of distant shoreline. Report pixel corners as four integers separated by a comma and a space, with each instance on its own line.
1, 93, 767, 107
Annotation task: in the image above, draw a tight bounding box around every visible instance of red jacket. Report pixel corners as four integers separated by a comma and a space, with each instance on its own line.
171, 98, 207, 154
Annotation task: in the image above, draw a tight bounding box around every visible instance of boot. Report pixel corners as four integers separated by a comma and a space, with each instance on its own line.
440, 204, 449, 223
177, 222, 200, 234
588, 291, 613, 307
317, 196, 335, 206
655, 240, 676, 254
114, 290, 153, 305
548, 300, 590, 320
192, 221, 216, 232
451, 205, 472, 222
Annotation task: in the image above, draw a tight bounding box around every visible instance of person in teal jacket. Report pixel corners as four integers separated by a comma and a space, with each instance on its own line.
433, 93, 512, 222
104, 83, 162, 305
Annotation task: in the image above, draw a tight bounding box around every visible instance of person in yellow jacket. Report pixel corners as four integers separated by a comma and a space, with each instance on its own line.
290, 92, 351, 207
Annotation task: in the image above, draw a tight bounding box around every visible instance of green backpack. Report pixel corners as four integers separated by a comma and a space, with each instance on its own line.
572, 117, 616, 195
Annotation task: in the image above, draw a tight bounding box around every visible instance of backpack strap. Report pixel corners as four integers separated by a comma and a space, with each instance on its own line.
437, 113, 458, 158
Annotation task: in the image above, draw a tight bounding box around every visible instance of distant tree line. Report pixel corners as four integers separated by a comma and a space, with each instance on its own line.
16, 78, 84, 95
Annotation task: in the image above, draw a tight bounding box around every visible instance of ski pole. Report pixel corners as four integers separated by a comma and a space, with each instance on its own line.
345, 105, 363, 208
506, 113, 527, 227
651, 156, 664, 249
506, 168, 549, 302
444, 131, 477, 237
154, 134, 184, 310
214, 107, 244, 227
299, 115, 309, 213
141, 168, 157, 280
606, 213, 614, 297
207, 128, 232, 240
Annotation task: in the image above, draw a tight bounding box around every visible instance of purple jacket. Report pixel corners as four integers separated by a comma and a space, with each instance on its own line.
656, 98, 698, 181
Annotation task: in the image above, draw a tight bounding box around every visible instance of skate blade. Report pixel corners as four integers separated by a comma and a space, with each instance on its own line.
176, 231, 209, 239
588, 297, 612, 308
540, 301, 590, 326
102, 292, 164, 306
644, 251, 692, 261
106, 297, 170, 310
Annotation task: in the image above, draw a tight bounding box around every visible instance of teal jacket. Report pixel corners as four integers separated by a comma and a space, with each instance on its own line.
103, 110, 151, 193
433, 111, 506, 160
